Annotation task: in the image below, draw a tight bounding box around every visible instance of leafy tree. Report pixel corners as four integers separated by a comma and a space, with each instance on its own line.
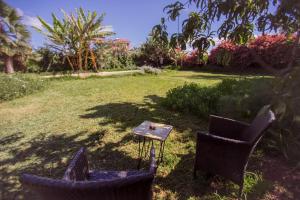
36, 7, 114, 71
151, 18, 169, 47
94, 40, 111, 68
165, 0, 300, 162
34, 47, 66, 72
0, 0, 31, 73
145, 18, 170, 67
164, 0, 299, 74
140, 39, 167, 67
169, 47, 187, 67
94, 39, 133, 70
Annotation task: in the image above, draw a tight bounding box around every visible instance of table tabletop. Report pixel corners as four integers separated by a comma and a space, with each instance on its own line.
133, 121, 173, 141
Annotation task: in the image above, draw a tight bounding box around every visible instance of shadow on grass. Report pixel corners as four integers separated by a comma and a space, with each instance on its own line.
179, 66, 271, 76
0, 130, 137, 199
155, 152, 274, 200
80, 95, 203, 133
172, 73, 271, 82
173, 74, 244, 80
0, 93, 281, 200
79, 94, 276, 200
154, 152, 214, 199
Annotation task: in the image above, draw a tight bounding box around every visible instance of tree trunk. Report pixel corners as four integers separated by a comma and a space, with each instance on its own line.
90, 50, 98, 71
5, 56, 14, 74
180, 57, 183, 67
66, 55, 74, 71
84, 48, 89, 71
159, 56, 164, 66
78, 48, 83, 71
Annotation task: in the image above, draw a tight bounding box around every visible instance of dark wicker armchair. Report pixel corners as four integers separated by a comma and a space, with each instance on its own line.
20, 146, 157, 200
193, 106, 275, 197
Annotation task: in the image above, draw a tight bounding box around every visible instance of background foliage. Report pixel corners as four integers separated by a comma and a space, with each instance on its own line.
36, 7, 114, 71
209, 34, 298, 70
163, 78, 273, 119
0, 0, 31, 73
0, 73, 47, 101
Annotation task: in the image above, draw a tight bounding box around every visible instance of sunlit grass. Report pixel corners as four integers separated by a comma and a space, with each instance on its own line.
0, 70, 273, 199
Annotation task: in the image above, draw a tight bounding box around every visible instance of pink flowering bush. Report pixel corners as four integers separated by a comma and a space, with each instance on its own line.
182, 50, 208, 67
248, 34, 295, 69
208, 34, 296, 70
209, 41, 236, 67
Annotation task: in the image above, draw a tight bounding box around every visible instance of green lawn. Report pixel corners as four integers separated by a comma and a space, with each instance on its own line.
0, 71, 293, 199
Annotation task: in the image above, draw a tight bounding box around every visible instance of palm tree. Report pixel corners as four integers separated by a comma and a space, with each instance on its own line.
36, 7, 114, 71
36, 13, 74, 70
0, 0, 31, 73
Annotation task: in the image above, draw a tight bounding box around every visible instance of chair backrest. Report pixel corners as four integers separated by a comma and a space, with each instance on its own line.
20, 172, 154, 200
63, 147, 89, 181
240, 106, 276, 143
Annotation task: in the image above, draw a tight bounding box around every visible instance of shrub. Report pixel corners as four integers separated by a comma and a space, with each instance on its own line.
139, 65, 162, 75
0, 73, 47, 102
95, 44, 137, 71
209, 41, 251, 68
182, 50, 208, 67
133, 40, 173, 67
163, 83, 221, 117
216, 79, 273, 119
164, 77, 298, 163
163, 78, 273, 119
32, 47, 69, 72
209, 41, 236, 67
248, 34, 295, 69
208, 34, 296, 70
103, 54, 136, 70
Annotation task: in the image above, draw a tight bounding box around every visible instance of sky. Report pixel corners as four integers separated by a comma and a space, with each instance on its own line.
6, 0, 195, 49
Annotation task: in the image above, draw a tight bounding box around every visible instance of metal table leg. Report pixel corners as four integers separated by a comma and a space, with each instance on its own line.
138, 137, 166, 168
160, 141, 165, 162
144, 139, 152, 159
157, 141, 165, 164
137, 136, 146, 169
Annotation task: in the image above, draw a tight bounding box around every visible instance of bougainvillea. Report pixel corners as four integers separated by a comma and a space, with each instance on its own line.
233, 45, 252, 68
209, 41, 238, 67
182, 49, 208, 67
248, 34, 295, 69
208, 34, 296, 70
209, 41, 251, 68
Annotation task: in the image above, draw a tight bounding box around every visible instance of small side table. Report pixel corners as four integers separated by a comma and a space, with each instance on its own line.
133, 121, 173, 169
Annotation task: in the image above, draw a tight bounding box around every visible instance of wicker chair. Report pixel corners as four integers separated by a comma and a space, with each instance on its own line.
20, 146, 157, 200
193, 106, 275, 197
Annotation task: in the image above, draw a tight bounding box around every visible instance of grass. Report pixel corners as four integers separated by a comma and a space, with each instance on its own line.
0, 70, 292, 199
0, 73, 47, 102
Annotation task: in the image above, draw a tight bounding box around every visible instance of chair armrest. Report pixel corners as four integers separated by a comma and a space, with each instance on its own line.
208, 115, 250, 139
149, 145, 157, 174
196, 131, 252, 165
197, 131, 250, 146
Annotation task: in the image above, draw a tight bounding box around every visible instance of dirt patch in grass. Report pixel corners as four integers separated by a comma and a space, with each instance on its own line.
257, 156, 300, 200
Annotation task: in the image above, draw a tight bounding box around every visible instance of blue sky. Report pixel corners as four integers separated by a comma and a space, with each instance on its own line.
6, 0, 193, 49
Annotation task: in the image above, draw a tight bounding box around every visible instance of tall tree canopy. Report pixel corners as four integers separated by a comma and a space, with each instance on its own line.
0, 0, 31, 73
140, 18, 171, 67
